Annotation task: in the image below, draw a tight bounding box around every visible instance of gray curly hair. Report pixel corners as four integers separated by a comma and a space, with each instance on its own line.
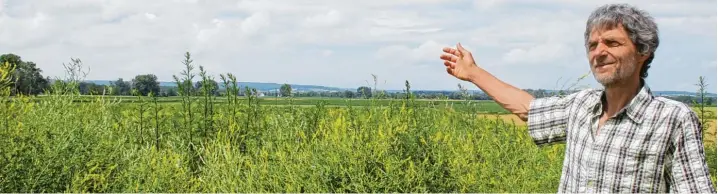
584, 4, 659, 79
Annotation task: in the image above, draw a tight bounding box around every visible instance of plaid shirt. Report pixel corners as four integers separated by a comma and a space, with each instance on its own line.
527, 81, 716, 193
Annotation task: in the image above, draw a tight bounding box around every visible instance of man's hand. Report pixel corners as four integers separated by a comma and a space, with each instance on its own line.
439, 42, 535, 122
440, 43, 479, 81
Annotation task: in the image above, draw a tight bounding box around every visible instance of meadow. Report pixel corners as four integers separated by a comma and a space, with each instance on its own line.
2, 94, 715, 192
0, 63, 715, 192
32, 95, 510, 113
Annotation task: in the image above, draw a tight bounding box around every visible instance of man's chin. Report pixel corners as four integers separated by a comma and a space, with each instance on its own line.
594, 76, 617, 87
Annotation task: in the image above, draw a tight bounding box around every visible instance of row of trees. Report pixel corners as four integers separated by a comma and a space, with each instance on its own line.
2, 53, 716, 104
668, 95, 715, 105
0, 53, 215, 97
75, 77, 222, 97
73, 76, 159, 96
0, 52, 516, 100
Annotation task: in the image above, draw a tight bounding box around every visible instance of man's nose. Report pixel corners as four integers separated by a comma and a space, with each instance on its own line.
594, 42, 608, 55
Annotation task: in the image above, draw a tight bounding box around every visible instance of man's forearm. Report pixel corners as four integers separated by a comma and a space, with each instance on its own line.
467, 66, 535, 121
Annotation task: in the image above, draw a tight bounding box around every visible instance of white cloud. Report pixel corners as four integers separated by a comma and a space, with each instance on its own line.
0, 0, 713, 92
376, 40, 448, 66
473, 0, 505, 10
302, 9, 342, 28
368, 10, 444, 38
240, 11, 270, 35
31, 12, 47, 27
144, 13, 156, 20
196, 19, 224, 42
502, 43, 575, 65
657, 15, 717, 37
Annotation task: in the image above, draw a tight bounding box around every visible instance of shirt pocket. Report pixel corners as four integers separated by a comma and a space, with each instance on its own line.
621, 139, 664, 191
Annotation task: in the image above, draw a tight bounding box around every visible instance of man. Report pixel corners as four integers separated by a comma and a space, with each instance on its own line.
440, 3, 715, 193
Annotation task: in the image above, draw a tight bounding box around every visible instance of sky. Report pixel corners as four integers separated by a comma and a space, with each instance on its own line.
0, 0, 715, 92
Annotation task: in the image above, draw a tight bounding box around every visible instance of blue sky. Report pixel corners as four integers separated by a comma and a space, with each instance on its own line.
0, 0, 715, 92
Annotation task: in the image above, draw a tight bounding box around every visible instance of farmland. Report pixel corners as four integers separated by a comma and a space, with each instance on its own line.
1, 91, 716, 192
1, 60, 716, 193
32, 95, 510, 113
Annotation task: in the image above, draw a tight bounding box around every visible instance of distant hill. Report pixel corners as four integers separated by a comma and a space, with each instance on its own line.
85, 80, 716, 96
86, 80, 350, 92
387, 89, 716, 97
652, 91, 717, 97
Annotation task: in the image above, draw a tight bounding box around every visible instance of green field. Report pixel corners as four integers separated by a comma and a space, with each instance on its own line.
0, 67, 715, 193
1, 91, 715, 192
1, 94, 563, 192
32, 95, 512, 114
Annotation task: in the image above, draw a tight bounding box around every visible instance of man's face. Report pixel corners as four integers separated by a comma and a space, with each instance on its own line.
587, 24, 643, 87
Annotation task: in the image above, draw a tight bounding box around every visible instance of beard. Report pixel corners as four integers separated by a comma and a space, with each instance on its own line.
592, 55, 638, 87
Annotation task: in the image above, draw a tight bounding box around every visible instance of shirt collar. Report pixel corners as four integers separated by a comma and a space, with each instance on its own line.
590, 79, 654, 124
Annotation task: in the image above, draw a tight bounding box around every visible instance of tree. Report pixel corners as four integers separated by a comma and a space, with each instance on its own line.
307, 91, 318, 97
280, 83, 292, 97
111, 78, 132, 96
132, 74, 160, 96
78, 82, 106, 95
164, 87, 178, 97
357, 86, 372, 99
344, 90, 354, 98
194, 80, 219, 96
0, 53, 49, 95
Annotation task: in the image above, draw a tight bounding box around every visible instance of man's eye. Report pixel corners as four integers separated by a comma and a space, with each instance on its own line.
607, 41, 619, 47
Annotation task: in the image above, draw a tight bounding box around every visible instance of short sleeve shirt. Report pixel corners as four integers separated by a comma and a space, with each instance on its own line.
527, 82, 716, 193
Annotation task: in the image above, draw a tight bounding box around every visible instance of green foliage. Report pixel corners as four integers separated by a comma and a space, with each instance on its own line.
111, 78, 132, 96
280, 83, 292, 97
48, 58, 89, 96
79, 82, 106, 95
163, 87, 178, 97
692, 76, 716, 141
0, 53, 50, 95
194, 79, 219, 96
343, 90, 354, 98
1, 53, 714, 192
132, 74, 160, 96
0, 93, 579, 192
357, 86, 372, 99
0, 62, 16, 96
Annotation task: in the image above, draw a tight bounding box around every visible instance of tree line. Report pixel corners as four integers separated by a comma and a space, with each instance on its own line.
1, 53, 715, 105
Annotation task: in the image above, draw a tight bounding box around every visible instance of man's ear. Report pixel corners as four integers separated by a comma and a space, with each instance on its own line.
638, 53, 650, 65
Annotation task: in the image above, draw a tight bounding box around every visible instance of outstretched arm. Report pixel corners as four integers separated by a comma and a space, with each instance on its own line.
440, 43, 534, 121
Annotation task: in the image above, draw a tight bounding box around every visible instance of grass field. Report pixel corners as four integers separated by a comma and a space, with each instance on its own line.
692, 106, 717, 144
38, 95, 716, 143
2, 59, 716, 192
31, 95, 510, 114
2, 94, 566, 192
1, 91, 715, 192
